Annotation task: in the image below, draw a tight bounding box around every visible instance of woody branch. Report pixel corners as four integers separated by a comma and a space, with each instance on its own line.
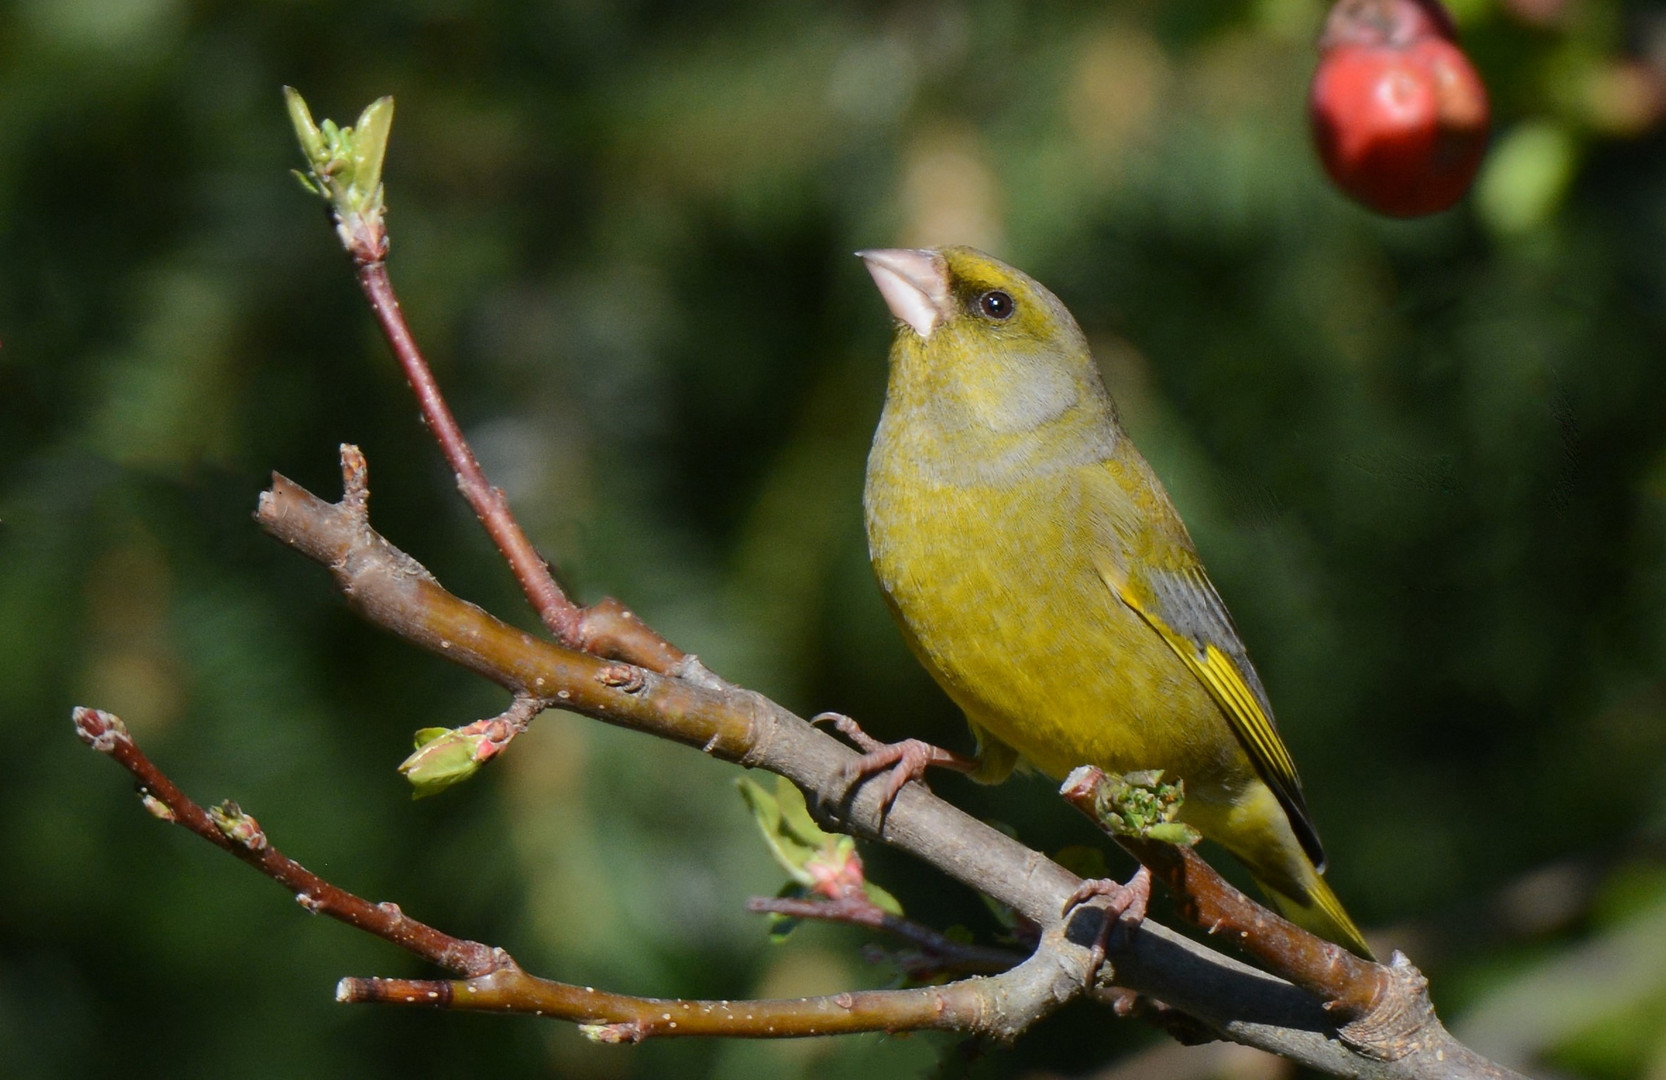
239, 447, 1515, 1079
70, 704, 1082, 1042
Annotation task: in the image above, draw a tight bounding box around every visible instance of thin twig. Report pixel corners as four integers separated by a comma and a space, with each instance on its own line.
354, 263, 684, 673
340, 930, 1081, 1040
72, 703, 1081, 1041
747, 894, 1021, 977
71, 706, 498, 976
1130, 837, 1389, 1021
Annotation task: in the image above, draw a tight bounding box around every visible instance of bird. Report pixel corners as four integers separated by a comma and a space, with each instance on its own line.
852, 245, 1372, 958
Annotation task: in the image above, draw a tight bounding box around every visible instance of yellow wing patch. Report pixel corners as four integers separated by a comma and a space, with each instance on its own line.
1186, 641, 1299, 795
1095, 557, 1312, 855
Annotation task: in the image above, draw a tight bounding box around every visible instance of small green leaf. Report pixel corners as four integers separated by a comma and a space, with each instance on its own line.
766, 914, 801, 943
738, 776, 902, 913
209, 800, 268, 850
283, 86, 326, 164
863, 880, 904, 916
282, 87, 395, 258
773, 776, 833, 852
350, 96, 394, 200
736, 776, 818, 886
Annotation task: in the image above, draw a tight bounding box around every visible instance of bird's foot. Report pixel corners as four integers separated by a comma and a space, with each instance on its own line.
1061, 864, 1152, 978
811, 712, 977, 816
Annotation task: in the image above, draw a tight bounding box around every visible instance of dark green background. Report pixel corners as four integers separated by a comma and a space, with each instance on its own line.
4, 1, 1665, 1077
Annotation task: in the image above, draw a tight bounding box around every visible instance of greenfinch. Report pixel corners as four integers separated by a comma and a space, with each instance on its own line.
857, 246, 1372, 958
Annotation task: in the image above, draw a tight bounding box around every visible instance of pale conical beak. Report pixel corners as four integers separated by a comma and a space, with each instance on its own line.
858, 248, 951, 340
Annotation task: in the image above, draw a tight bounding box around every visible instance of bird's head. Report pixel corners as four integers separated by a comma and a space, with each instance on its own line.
858, 246, 1109, 438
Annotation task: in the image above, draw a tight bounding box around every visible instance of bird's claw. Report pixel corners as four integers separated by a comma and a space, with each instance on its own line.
811, 712, 885, 754
812, 712, 976, 817
1062, 864, 1152, 978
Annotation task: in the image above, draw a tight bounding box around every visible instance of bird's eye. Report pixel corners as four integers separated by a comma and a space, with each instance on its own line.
977, 290, 1015, 320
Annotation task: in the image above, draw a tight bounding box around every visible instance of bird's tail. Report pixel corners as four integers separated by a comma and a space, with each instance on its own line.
1253, 865, 1375, 960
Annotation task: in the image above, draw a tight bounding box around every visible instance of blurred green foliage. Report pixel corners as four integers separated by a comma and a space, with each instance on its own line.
4, 1, 1666, 1077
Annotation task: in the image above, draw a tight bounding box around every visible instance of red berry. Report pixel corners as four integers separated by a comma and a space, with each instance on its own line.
1310, 0, 1490, 217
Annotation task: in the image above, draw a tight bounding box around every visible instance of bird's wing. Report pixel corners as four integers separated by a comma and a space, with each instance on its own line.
1093, 524, 1327, 871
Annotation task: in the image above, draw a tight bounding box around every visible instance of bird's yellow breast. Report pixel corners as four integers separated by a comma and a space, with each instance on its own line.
864, 440, 1249, 798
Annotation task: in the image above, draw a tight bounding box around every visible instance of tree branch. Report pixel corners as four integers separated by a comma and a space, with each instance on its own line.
355, 256, 682, 674
745, 893, 1023, 978
340, 931, 1083, 1041
72, 706, 497, 976
71, 703, 1088, 1042
239, 447, 1526, 1079
1059, 768, 1389, 1020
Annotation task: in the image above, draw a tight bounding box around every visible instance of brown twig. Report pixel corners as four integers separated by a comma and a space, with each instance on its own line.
71, 706, 498, 976
353, 261, 683, 674
71, 703, 1081, 1041
339, 930, 1080, 1040
746, 894, 1021, 978
1127, 836, 1388, 1021
1059, 768, 1386, 1015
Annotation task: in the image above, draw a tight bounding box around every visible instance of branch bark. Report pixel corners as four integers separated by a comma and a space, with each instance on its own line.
340, 934, 1084, 1042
